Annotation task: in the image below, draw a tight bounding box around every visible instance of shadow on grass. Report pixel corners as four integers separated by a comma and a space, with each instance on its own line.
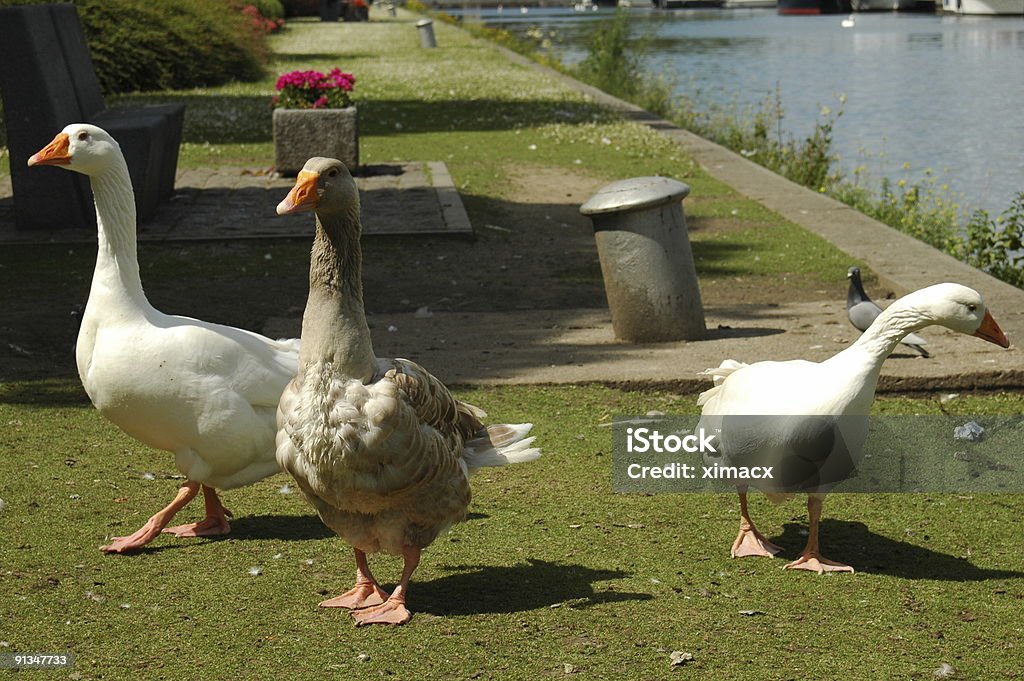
102, 514, 333, 555
192, 512, 487, 544
273, 52, 376, 64
357, 99, 609, 137
111, 94, 274, 144
106, 96, 611, 145
0, 379, 88, 407
413, 559, 652, 616
227, 513, 336, 541
772, 520, 1024, 581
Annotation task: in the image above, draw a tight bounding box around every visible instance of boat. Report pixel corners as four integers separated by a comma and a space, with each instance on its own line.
941, 0, 1024, 13
778, 0, 851, 13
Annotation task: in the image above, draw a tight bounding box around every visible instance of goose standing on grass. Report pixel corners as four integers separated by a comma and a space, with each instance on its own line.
275, 157, 540, 626
29, 124, 300, 553
698, 283, 1009, 574
847, 266, 930, 357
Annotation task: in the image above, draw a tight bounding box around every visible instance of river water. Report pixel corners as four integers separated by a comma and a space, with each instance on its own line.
459, 7, 1024, 217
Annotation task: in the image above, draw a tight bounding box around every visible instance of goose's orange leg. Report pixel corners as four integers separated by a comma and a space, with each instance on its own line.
162, 485, 232, 537
320, 549, 389, 609
731, 486, 782, 558
784, 496, 855, 574
352, 546, 420, 626
101, 481, 200, 553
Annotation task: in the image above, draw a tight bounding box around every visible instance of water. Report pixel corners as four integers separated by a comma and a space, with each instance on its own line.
460, 7, 1024, 217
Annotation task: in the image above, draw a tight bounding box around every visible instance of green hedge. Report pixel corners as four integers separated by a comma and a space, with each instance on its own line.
0, 0, 267, 94
253, 0, 286, 19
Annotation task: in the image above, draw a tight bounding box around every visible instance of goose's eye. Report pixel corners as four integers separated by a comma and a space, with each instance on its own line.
77, 131, 89, 141
967, 303, 977, 313
328, 169, 338, 178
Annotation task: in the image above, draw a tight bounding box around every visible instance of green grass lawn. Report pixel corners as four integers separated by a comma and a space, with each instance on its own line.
2, 382, 1023, 680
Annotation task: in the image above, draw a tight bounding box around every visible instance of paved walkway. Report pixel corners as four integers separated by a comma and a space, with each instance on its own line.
265, 301, 1021, 393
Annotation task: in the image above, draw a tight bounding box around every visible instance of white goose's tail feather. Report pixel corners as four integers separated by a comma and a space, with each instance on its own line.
696, 359, 748, 408
463, 423, 541, 470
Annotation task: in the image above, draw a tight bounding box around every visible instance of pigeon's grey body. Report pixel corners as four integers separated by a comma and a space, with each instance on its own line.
846, 267, 930, 357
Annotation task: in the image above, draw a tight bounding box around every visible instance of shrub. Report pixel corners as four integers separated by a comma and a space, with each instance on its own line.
0, 0, 268, 94
954, 193, 1024, 288
241, 4, 285, 34
574, 11, 672, 118
252, 0, 285, 19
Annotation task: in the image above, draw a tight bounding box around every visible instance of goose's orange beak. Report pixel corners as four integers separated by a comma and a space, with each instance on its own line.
276, 170, 321, 215
973, 310, 1010, 348
28, 133, 72, 167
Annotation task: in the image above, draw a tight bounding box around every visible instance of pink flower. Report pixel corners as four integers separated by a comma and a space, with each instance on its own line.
274, 67, 356, 109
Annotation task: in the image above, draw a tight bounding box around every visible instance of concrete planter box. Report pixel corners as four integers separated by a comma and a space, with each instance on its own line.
273, 106, 358, 176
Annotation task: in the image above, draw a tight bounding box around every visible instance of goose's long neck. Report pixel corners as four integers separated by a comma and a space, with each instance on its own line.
301, 212, 377, 381
849, 301, 927, 359
87, 159, 149, 311
829, 299, 927, 390
820, 301, 927, 414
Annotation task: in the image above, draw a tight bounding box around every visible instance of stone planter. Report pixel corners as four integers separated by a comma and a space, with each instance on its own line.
273, 106, 358, 176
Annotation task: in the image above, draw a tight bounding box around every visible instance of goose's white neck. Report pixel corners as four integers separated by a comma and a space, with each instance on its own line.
86, 158, 150, 312
848, 300, 929, 359
825, 298, 930, 407
299, 213, 377, 381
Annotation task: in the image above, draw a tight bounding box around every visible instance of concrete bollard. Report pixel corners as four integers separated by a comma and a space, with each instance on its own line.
580, 176, 706, 343
416, 19, 437, 48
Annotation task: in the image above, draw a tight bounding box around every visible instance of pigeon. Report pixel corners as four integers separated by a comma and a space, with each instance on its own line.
847, 266, 930, 357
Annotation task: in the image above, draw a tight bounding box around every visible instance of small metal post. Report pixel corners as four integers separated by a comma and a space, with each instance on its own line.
580, 176, 706, 342
416, 19, 437, 48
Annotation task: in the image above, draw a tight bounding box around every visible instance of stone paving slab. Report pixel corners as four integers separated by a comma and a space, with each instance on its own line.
0, 160, 472, 243
264, 302, 1022, 393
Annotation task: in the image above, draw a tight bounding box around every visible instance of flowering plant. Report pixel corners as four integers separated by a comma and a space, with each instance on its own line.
272, 68, 356, 110
242, 5, 284, 34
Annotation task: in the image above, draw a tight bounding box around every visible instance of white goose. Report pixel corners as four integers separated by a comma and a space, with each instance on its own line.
697, 283, 1009, 573
275, 158, 540, 626
29, 124, 300, 553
